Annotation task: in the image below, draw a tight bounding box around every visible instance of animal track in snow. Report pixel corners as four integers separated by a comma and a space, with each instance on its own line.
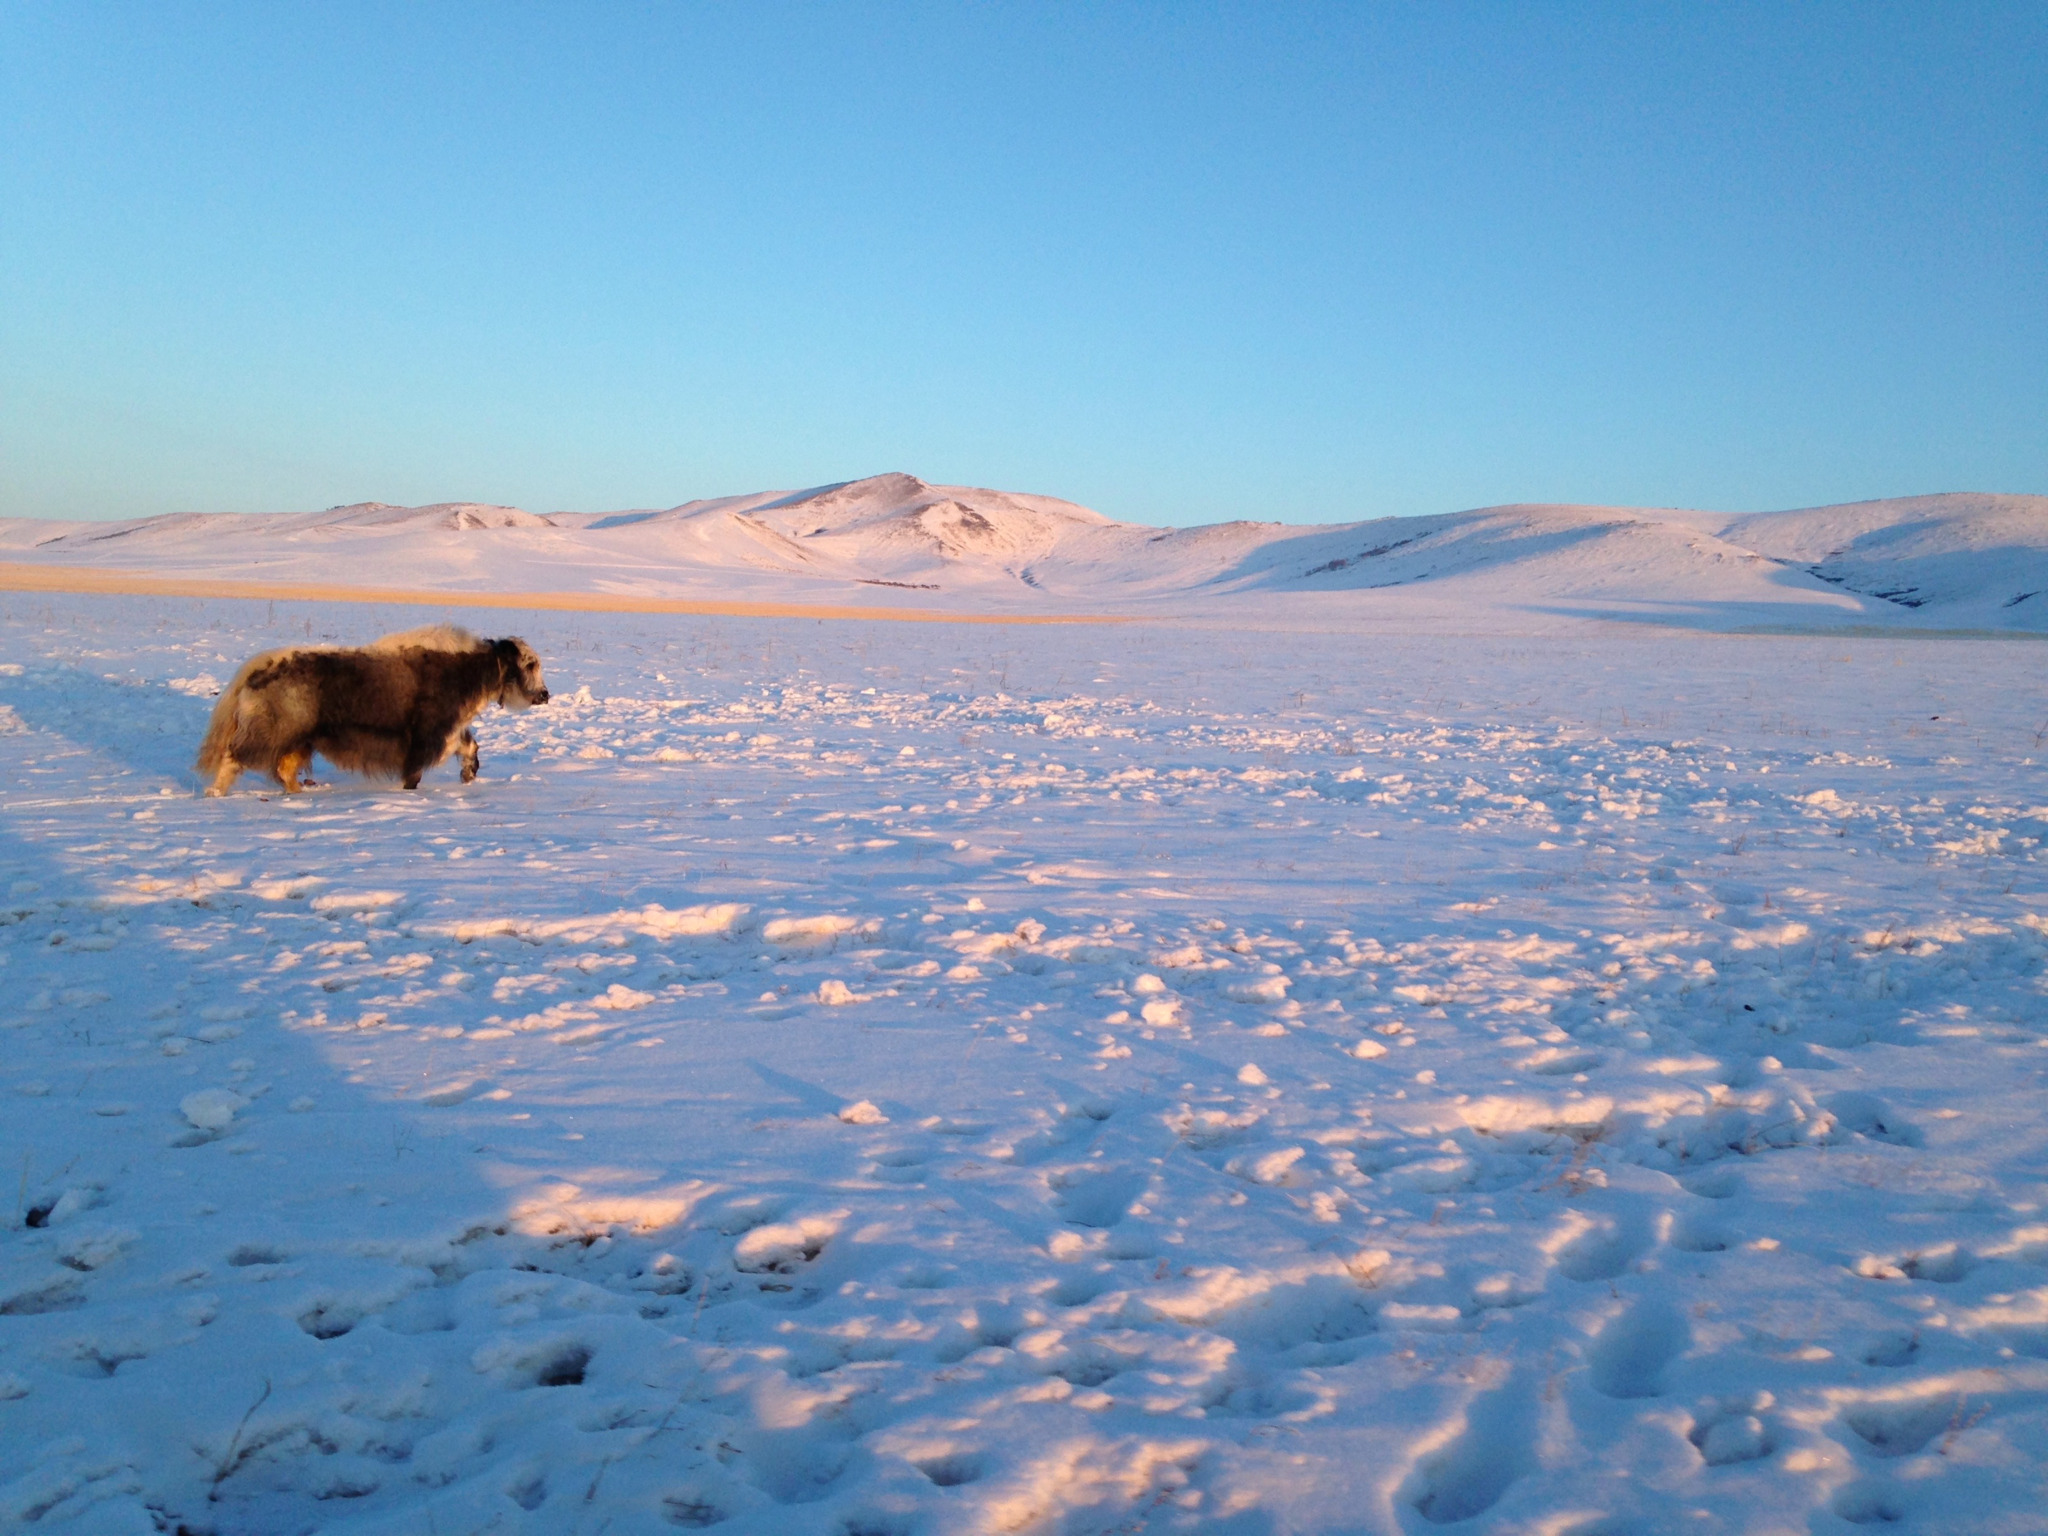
475, 1336, 594, 1389
732, 1216, 839, 1276
1832, 1479, 1908, 1525
1857, 1331, 1920, 1368
0, 1277, 87, 1316
1405, 1376, 1536, 1525
225, 1242, 289, 1267
1687, 1393, 1775, 1464
1587, 1298, 1689, 1399
1838, 1390, 1972, 1458
1854, 1243, 1975, 1284
1050, 1165, 1148, 1228
660, 1488, 731, 1527
738, 1428, 852, 1505
1549, 1205, 1654, 1283
1666, 1209, 1732, 1252
1003, 1097, 1114, 1164
298, 1299, 362, 1340
1824, 1090, 1924, 1147
913, 1450, 984, 1487
1679, 1167, 1743, 1200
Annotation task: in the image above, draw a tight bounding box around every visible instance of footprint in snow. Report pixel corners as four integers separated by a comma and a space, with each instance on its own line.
1586, 1298, 1689, 1399
473, 1336, 594, 1389
0, 1276, 86, 1316
1688, 1393, 1775, 1464
1404, 1374, 1538, 1526
298, 1298, 366, 1340
506, 1470, 548, 1511
1857, 1331, 1919, 1368
1050, 1165, 1147, 1228
1854, 1243, 1975, 1283
866, 1146, 931, 1184
1003, 1097, 1116, 1164
660, 1488, 731, 1527
1679, 1166, 1743, 1200
732, 1217, 838, 1279
912, 1451, 984, 1488
1666, 1206, 1733, 1253
1832, 1479, 1909, 1526
1838, 1391, 1973, 1459
1549, 1204, 1655, 1283
1825, 1090, 1923, 1147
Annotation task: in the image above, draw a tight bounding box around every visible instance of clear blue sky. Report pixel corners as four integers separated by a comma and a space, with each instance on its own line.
2, 3, 2042, 525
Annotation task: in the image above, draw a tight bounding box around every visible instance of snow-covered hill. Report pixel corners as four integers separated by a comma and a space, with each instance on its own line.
2, 477, 2044, 632
1717, 493, 2048, 628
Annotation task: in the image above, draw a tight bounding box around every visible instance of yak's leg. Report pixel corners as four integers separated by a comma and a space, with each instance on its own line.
457, 727, 480, 783
275, 749, 311, 793
205, 755, 241, 797
403, 710, 467, 791
400, 732, 439, 791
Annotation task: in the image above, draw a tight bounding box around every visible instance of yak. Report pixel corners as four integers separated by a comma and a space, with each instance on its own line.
196, 624, 551, 795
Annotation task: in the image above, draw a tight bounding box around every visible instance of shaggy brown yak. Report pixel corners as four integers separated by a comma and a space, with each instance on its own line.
195, 625, 551, 795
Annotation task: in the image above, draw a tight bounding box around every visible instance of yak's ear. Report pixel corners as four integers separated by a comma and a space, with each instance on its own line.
489, 637, 518, 674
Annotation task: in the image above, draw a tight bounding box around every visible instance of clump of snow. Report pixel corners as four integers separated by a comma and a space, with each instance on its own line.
177, 1087, 247, 1131
309, 889, 403, 914
763, 913, 865, 948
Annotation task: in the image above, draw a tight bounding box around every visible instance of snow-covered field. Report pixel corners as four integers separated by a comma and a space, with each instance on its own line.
3, 591, 2046, 1534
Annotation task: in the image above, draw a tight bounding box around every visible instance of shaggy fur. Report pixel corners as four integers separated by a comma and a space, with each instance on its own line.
195, 626, 550, 795
365, 623, 480, 654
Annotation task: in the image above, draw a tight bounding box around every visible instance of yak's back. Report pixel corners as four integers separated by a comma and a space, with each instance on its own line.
367, 624, 482, 654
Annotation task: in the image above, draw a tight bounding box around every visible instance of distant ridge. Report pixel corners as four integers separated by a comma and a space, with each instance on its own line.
318, 502, 554, 531
2, 475, 2043, 633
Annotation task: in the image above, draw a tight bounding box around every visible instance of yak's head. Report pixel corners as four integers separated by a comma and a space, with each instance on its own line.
490, 638, 551, 710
